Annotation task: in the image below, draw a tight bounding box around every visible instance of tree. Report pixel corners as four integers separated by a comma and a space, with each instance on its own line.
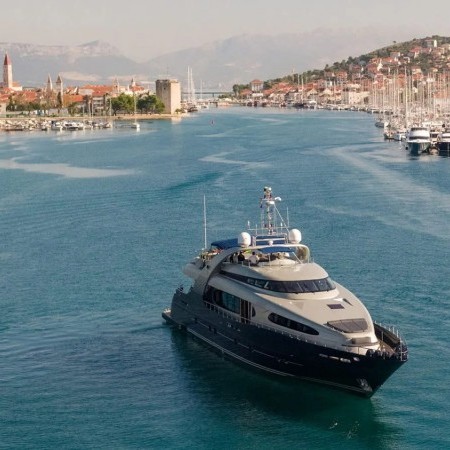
56, 92, 63, 109
232, 84, 249, 97
68, 102, 81, 116
111, 93, 134, 115
6, 95, 16, 111
136, 94, 164, 113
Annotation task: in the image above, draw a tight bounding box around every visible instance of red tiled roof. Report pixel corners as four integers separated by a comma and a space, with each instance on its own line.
65, 94, 85, 103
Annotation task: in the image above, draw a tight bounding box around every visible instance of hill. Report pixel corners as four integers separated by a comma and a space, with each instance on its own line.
0, 28, 427, 90
266, 35, 450, 88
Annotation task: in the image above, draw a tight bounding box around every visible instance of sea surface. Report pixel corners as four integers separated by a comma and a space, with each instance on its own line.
1, 108, 449, 449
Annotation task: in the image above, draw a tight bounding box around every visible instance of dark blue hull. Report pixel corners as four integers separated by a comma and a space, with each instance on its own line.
163, 289, 407, 397
407, 141, 431, 155
437, 141, 450, 156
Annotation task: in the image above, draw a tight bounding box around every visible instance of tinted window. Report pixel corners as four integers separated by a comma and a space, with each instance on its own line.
268, 313, 319, 335
205, 287, 255, 317
222, 271, 335, 294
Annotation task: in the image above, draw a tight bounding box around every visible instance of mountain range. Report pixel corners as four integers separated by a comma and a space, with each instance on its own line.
0, 28, 426, 91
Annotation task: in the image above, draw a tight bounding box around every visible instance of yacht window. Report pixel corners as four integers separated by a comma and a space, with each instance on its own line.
222, 271, 336, 294
315, 278, 333, 291
205, 287, 255, 317
327, 318, 368, 333
328, 304, 344, 309
254, 279, 267, 289
268, 313, 319, 335
220, 292, 241, 314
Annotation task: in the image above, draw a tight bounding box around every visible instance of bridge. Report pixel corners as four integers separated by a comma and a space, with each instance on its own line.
181, 91, 230, 98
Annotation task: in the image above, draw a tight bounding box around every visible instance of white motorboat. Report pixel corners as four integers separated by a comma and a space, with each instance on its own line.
405, 126, 431, 155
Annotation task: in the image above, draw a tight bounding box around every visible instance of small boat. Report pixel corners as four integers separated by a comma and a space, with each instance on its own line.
392, 128, 407, 142
50, 121, 64, 131
187, 104, 199, 113
375, 118, 388, 128
383, 129, 394, 140
162, 186, 408, 397
405, 126, 431, 155
64, 121, 83, 131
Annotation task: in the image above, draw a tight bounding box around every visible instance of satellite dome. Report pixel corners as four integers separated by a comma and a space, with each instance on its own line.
288, 228, 302, 243
238, 232, 251, 247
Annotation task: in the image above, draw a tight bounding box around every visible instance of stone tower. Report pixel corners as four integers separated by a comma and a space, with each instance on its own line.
46, 74, 53, 92
155, 79, 181, 114
55, 74, 63, 105
3, 53, 13, 88
113, 78, 120, 94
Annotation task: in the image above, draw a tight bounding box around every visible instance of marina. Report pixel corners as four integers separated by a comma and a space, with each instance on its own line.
0, 108, 449, 448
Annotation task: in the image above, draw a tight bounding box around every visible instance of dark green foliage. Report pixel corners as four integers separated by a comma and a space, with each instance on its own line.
136, 94, 164, 114
110, 93, 134, 114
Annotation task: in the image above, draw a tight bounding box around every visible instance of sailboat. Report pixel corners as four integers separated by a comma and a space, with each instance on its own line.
131, 94, 140, 131
186, 66, 198, 112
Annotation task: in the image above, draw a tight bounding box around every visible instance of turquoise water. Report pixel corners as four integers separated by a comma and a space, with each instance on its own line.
0, 109, 449, 449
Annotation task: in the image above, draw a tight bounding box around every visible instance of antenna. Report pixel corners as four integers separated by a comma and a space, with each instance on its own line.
203, 194, 207, 250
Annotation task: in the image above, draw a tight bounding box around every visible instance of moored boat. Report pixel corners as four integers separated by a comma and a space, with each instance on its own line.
436, 129, 450, 156
405, 126, 431, 155
392, 127, 407, 141
162, 187, 408, 397
50, 121, 64, 131
375, 118, 388, 128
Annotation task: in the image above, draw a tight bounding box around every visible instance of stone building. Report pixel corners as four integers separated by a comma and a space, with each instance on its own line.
3, 53, 13, 88
155, 79, 181, 114
1, 52, 21, 91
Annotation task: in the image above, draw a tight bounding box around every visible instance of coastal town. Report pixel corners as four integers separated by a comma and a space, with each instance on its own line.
2, 36, 450, 155
0, 52, 183, 131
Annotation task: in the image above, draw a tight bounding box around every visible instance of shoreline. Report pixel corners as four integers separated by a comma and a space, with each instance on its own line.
0, 113, 183, 131
1, 113, 180, 121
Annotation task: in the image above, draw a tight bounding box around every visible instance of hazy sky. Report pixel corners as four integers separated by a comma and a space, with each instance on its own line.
1, 0, 449, 61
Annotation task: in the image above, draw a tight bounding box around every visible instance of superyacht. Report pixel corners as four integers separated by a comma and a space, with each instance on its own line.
162, 187, 408, 396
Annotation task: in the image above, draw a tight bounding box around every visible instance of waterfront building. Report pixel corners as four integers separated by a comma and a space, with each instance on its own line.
155, 79, 181, 114
341, 87, 368, 105
250, 79, 264, 92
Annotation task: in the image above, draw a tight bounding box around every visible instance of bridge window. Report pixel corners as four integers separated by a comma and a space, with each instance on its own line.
222, 271, 336, 294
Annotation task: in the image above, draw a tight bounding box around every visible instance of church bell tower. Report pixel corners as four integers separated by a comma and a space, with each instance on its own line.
3, 53, 13, 88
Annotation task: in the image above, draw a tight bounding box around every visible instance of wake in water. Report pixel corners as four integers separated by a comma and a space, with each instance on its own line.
0, 158, 136, 178
323, 145, 450, 242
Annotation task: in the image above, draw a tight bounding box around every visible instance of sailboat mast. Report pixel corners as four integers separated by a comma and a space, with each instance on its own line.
203, 195, 207, 250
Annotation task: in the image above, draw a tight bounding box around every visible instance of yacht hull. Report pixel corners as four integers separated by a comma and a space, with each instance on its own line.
437, 141, 450, 156
163, 289, 406, 397
406, 141, 431, 155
